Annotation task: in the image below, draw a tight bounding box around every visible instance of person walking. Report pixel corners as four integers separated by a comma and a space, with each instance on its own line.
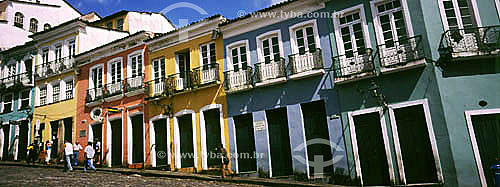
72, 142, 82, 166
63, 140, 73, 172
219, 144, 232, 178
45, 141, 52, 165
26, 143, 34, 165
84, 142, 97, 172
95, 139, 102, 167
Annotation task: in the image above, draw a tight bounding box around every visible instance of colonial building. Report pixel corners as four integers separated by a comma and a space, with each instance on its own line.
0, 0, 82, 50
145, 15, 229, 172
221, 0, 342, 179
89, 10, 174, 34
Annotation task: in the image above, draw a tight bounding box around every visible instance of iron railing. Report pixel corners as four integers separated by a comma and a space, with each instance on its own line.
332, 49, 374, 79
35, 57, 74, 79
86, 87, 104, 103
104, 81, 123, 98
255, 58, 286, 83
376, 35, 425, 68
126, 74, 145, 93
438, 25, 500, 60
224, 67, 253, 91
167, 72, 192, 92
191, 63, 219, 87
288, 49, 324, 75
0, 72, 33, 89
145, 77, 168, 98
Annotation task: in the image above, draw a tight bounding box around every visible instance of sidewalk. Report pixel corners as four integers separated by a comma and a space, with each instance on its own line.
0, 161, 342, 187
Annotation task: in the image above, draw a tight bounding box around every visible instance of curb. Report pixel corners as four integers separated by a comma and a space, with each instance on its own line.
0, 162, 333, 187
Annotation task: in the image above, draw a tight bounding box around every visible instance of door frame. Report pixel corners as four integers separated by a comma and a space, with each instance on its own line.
465, 108, 500, 187
173, 109, 197, 169
200, 104, 226, 170
348, 107, 395, 186
388, 99, 443, 185
149, 114, 170, 168
107, 113, 123, 167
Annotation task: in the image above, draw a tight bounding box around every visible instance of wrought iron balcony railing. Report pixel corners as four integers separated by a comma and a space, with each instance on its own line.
438, 25, 500, 61
86, 87, 104, 104
35, 57, 74, 79
0, 72, 33, 89
126, 74, 144, 93
104, 81, 123, 98
191, 63, 219, 87
377, 35, 425, 68
167, 72, 191, 92
145, 78, 168, 99
288, 49, 324, 76
332, 49, 375, 80
255, 58, 286, 83
224, 67, 253, 92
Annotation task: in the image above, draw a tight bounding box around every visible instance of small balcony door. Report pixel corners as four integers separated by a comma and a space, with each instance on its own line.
152, 58, 165, 95
176, 52, 190, 90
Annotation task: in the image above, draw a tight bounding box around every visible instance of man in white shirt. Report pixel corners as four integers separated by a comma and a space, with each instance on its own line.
63, 140, 73, 172
72, 142, 83, 166
84, 142, 96, 172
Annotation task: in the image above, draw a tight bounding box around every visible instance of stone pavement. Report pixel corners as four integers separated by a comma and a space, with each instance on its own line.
0, 161, 340, 187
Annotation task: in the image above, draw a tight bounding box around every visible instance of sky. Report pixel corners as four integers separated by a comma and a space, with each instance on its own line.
66, 0, 286, 27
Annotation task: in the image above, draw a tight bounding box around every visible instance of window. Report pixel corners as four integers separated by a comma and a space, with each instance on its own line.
152, 58, 165, 81
2, 94, 12, 113
55, 44, 62, 62
52, 84, 60, 103
117, 19, 124, 30
109, 60, 122, 84
44, 23, 51, 31
20, 90, 30, 109
258, 32, 282, 63
41, 48, 49, 64
438, 0, 479, 32
230, 44, 248, 71
200, 43, 216, 68
39, 86, 47, 106
14, 12, 23, 28
106, 22, 113, 29
90, 65, 103, 89
290, 20, 319, 55
7, 64, 16, 78
334, 6, 369, 58
373, 0, 409, 47
29, 18, 38, 33
68, 40, 76, 59
65, 79, 73, 99
130, 54, 143, 78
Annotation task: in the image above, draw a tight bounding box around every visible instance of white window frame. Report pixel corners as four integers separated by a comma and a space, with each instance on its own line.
40, 47, 49, 64
370, 0, 414, 45
289, 19, 321, 54
29, 18, 38, 33
348, 107, 395, 186
333, 4, 372, 56
127, 50, 145, 78
2, 93, 13, 113
18, 89, 31, 110
54, 42, 63, 61
199, 42, 217, 66
496, 0, 500, 20
66, 38, 77, 59
89, 64, 104, 89
51, 82, 60, 103
39, 85, 47, 106
465, 108, 500, 187
437, 0, 482, 31
64, 78, 74, 100
387, 99, 444, 185
226, 40, 250, 71
152, 57, 166, 81
256, 30, 284, 63
107, 57, 123, 84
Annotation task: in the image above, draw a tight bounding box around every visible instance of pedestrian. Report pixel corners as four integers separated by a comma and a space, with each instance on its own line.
45, 141, 52, 165
72, 142, 82, 166
219, 144, 232, 178
84, 142, 96, 172
95, 138, 102, 167
32, 140, 39, 164
63, 140, 73, 172
26, 143, 34, 165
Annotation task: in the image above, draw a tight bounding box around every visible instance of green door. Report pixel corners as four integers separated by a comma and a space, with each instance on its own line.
471, 113, 500, 186
266, 107, 293, 177
234, 114, 257, 172
179, 114, 194, 168
204, 109, 222, 168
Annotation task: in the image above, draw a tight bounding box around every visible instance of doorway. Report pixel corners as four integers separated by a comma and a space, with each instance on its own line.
266, 107, 293, 177
234, 114, 257, 172
18, 120, 29, 161
176, 52, 191, 90
204, 109, 222, 168
153, 118, 168, 166
50, 121, 60, 159
2, 125, 10, 160
178, 114, 194, 168
469, 112, 500, 186
352, 112, 391, 186
63, 118, 72, 142
92, 123, 103, 161
110, 119, 122, 166
131, 114, 144, 164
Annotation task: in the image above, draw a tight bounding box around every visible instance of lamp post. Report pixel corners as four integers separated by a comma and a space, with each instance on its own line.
368, 81, 388, 110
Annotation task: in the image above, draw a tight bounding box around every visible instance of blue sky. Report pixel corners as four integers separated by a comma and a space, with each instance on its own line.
67, 0, 285, 27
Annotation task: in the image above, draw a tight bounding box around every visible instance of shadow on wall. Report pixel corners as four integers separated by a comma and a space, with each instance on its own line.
440, 58, 500, 78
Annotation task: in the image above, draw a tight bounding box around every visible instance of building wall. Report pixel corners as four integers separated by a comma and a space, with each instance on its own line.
127, 12, 175, 34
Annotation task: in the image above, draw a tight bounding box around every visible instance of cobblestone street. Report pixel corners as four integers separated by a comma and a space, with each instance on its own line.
0, 165, 262, 186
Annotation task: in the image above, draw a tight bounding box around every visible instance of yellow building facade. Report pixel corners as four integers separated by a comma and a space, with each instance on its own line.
145, 15, 230, 172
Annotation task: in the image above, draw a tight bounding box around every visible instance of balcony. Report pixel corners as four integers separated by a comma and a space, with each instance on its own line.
438, 25, 500, 64
0, 72, 34, 91
255, 58, 286, 87
104, 82, 123, 102
86, 87, 104, 106
376, 35, 426, 73
224, 68, 253, 94
288, 49, 325, 80
191, 63, 220, 88
145, 78, 168, 100
35, 57, 74, 80
167, 72, 191, 93
125, 74, 145, 97
332, 49, 375, 84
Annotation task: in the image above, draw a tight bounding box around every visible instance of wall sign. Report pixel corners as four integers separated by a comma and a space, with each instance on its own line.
254, 121, 266, 131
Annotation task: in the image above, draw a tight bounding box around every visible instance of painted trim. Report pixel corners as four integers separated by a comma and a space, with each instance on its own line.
288, 19, 321, 54
496, 0, 500, 20
332, 4, 372, 55
347, 107, 395, 186
230, 118, 239, 173
437, 0, 482, 31
199, 104, 226, 170
297, 105, 310, 177
106, 57, 124, 84
262, 113, 273, 177
199, 42, 216, 66
465, 108, 500, 187
370, 0, 414, 46
127, 49, 145, 78
149, 115, 170, 168
256, 29, 285, 63
174, 110, 197, 169
89, 63, 104, 89
387, 99, 444, 184
1, 93, 13, 113
225, 40, 250, 71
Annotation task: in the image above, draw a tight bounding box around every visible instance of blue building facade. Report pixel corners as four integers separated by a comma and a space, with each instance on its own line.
0, 42, 35, 162
221, 0, 347, 179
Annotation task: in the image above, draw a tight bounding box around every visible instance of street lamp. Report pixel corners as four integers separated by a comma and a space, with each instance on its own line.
368, 81, 388, 110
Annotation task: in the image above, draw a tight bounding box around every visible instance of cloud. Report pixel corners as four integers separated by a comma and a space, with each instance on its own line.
269, 0, 286, 6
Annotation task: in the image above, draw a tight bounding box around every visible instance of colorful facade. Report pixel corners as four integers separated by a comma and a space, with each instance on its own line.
145, 15, 229, 172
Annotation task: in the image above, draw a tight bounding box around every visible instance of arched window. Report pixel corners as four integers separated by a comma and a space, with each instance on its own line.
29, 18, 38, 33
14, 12, 23, 28
44, 23, 51, 31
